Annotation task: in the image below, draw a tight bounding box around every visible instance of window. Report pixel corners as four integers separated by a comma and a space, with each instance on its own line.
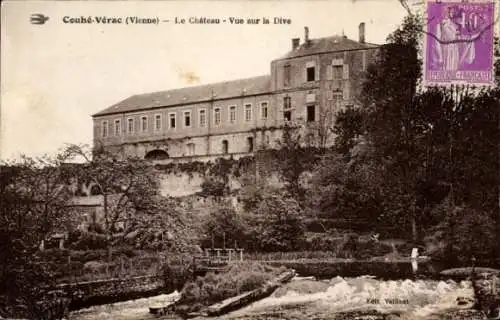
184, 111, 191, 127
307, 105, 316, 122
307, 67, 315, 81
114, 119, 121, 136
154, 114, 162, 131
283, 64, 291, 87
187, 143, 195, 156
199, 109, 206, 127
229, 106, 236, 123
214, 108, 221, 125
260, 102, 268, 119
169, 113, 176, 129
283, 96, 292, 122
101, 121, 108, 138
247, 137, 254, 152
333, 66, 343, 79
141, 116, 148, 132
222, 140, 229, 154
244, 104, 252, 122
127, 118, 134, 134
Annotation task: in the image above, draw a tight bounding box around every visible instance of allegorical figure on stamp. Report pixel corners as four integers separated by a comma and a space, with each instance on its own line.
433, 5, 476, 72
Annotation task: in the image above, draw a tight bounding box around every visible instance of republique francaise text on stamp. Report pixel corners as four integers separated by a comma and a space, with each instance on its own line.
424, 0, 497, 86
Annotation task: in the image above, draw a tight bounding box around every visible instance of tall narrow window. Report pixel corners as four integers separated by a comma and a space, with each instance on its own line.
244, 104, 252, 122
114, 119, 121, 136
260, 102, 268, 120
247, 137, 254, 152
187, 143, 195, 156
184, 111, 191, 127
199, 109, 206, 127
214, 108, 221, 125
306, 67, 316, 81
222, 140, 229, 154
283, 64, 291, 87
155, 114, 162, 131
101, 121, 108, 138
283, 96, 292, 122
307, 105, 316, 122
141, 116, 148, 132
229, 106, 236, 123
169, 113, 176, 129
127, 118, 134, 134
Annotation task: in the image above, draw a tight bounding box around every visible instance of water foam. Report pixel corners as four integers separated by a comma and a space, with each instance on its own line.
70, 290, 180, 320
228, 277, 475, 319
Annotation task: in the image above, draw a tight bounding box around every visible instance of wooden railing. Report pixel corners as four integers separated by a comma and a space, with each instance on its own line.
193, 248, 244, 272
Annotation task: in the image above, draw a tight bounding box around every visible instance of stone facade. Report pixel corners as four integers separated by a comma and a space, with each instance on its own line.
93, 24, 379, 162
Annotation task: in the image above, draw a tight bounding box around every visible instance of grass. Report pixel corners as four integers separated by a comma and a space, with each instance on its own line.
175, 261, 286, 314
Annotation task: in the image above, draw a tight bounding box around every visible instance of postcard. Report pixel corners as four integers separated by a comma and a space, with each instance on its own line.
1, 1, 499, 320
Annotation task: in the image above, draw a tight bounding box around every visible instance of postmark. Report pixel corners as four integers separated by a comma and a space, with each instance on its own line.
423, 0, 497, 86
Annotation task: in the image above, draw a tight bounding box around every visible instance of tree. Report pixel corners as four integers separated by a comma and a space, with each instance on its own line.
0, 151, 75, 319
244, 190, 306, 252
201, 201, 247, 249
331, 10, 500, 254
274, 125, 321, 205
64, 144, 197, 255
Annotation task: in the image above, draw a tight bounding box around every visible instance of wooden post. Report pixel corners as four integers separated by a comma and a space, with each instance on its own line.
67, 255, 71, 283
121, 257, 124, 276
239, 249, 243, 261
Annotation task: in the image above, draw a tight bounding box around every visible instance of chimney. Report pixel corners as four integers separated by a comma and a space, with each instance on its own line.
292, 38, 300, 50
359, 22, 366, 43
304, 26, 309, 45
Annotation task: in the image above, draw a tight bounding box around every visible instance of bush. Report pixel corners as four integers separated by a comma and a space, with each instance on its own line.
245, 192, 306, 252
201, 203, 247, 249
176, 261, 286, 314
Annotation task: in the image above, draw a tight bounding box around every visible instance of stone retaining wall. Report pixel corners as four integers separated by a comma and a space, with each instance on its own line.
57, 275, 168, 310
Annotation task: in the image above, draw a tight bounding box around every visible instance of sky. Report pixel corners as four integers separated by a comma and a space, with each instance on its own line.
1, 0, 410, 160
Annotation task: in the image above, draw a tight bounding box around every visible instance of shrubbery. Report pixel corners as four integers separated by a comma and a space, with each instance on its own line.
175, 261, 285, 314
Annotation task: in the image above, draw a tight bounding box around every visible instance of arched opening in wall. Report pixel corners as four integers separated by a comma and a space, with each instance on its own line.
90, 185, 102, 196
145, 149, 169, 160
247, 137, 254, 152
222, 140, 229, 154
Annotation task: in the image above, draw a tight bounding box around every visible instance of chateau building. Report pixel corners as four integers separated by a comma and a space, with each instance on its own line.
92, 23, 379, 162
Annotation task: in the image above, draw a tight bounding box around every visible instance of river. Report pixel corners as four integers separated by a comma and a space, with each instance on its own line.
70, 275, 482, 320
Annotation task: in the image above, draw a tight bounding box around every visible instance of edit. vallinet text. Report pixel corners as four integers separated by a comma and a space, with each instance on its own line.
61, 16, 292, 25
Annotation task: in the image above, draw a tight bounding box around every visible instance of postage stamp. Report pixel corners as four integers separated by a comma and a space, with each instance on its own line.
424, 0, 497, 86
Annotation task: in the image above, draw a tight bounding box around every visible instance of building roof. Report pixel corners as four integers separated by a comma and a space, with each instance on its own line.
278, 35, 379, 60
93, 75, 272, 117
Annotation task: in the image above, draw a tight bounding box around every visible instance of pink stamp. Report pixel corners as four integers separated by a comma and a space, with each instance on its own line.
424, 0, 496, 86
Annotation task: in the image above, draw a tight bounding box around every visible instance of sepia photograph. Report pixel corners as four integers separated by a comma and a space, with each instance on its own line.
1, 0, 500, 319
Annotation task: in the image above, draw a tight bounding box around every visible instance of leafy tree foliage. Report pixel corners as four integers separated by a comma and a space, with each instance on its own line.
66, 144, 198, 253
244, 190, 306, 252
0, 152, 75, 318
317, 13, 500, 256
200, 201, 247, 249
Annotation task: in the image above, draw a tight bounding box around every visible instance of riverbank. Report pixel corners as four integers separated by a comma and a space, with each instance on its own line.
59, 258, 499, 313
71, 275, 488, 320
